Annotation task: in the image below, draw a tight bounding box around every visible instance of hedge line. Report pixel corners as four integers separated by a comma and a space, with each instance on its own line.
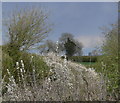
62, 56, 98, 62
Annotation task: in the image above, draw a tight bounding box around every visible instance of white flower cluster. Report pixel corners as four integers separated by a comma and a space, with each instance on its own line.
3, 52, 108, 101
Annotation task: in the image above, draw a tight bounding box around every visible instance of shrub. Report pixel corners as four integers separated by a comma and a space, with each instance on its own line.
19, 52, 50, 82
2, 50, 50, 90
93, 24, 119, 100
2, 52, 14, 95
2, 52, 14, 83
93, 55, 119, 99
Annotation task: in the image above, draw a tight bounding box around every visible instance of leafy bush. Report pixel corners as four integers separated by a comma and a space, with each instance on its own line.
93, 55, 119, 99
19, 52, 50, 82
93, 24, 119, 100
2, 52, 14, 83
2, 48, 50, 88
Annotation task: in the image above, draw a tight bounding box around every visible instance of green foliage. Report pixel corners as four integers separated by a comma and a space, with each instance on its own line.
2, 52, 14, 82
20, 52, 50, 81
2, 7, 51, 86
2, 47, 50, 86
94, 55, 119, 96
93, 24, 119, 99
59, 33, 83, 56
64, 38, 76, 57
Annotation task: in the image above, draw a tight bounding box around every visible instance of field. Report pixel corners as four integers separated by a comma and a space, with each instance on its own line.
79, 62, 96, 66
75, 61, 97, 69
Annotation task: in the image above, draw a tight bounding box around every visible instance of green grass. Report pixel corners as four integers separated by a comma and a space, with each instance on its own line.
79, 62, 96, 68
80, 62, 95, 65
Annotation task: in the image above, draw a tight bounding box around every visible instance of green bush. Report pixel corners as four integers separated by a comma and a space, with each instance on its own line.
2, 49, 50, 86
93, 24, 119, 100
2, 52, 14, 83
2, 52, 14, 95
19, 52, 50, 82
2, 44, 50, 95
94, 55, 119, 96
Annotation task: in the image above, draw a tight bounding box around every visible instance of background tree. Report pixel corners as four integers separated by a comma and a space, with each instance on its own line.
89, 50, 99, 56
59, 33, 74, 43
38, 40, 56, 54
58, 33, 73, 53
74, 40, 83, 56
45, 40, 56, 53
88, 52, 92, 56
64, 38, 76, 57
59, 33, 83, 57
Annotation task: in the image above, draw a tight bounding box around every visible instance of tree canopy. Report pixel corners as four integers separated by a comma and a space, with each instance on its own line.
64, 38, 76, 57
59, 33, 83, 57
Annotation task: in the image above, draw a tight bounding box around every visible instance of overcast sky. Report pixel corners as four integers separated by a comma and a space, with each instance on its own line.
2, 2, 118, 55
0, 2, 1, 45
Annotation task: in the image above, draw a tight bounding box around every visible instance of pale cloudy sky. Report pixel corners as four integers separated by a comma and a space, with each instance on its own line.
76, 35, 104, 48
0, 2, 1, 45
2, 2, 118, 55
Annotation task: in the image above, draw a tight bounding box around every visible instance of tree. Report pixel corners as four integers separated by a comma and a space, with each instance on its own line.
74, 40, 83, 56
59, 33, 74, 43
45, 40, 57, 53
4, 7, 52, 55
38, 40, 57, 54
88, 52, 92, 56
64, 38, 76, 57
59, 33, 83, 56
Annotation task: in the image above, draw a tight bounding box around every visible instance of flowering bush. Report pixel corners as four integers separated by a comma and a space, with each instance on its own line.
2, 51, 50, 95
2, 52, 110, 101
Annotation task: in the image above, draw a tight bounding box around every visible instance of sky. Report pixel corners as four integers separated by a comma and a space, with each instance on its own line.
2, 2, 118, 55
0, 2, 1, 45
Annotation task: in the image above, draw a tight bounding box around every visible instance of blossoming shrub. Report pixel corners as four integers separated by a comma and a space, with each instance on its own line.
3, 53, 108, 101
2, 52, 14, 95
2, 50, 50, 94
19, 52, 50, 83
